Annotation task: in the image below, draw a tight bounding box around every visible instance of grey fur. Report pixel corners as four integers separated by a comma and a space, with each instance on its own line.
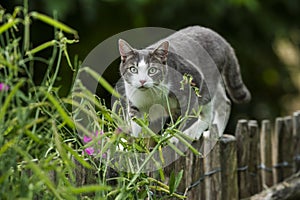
148, 26, 251, 104
118, 26, 251, 137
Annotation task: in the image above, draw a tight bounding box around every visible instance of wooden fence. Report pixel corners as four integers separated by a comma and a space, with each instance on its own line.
59, 110, 300, 199
162, 110, 300, 199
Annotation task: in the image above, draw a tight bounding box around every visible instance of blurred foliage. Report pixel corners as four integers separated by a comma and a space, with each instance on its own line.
2, 0, 300, 132
0, 3, 190, 199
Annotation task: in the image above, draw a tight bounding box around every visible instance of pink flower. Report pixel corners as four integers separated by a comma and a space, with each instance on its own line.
0, 83, 9, 91
83, 135, 92, 143
83, 131, 104, 143
83, 130, 105, 156
115, 127, 123, 134
102, 153, 107, 159
84, 147, 95, 155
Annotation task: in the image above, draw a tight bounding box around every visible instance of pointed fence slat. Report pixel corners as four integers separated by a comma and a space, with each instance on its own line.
272, 117, 284, 184
219, 134, 238, 200
248, 120, 261, 195
186, 138, 205, 200
203, 125, 222, 200
272, 116, 294, 184
235, 119, 251, 198
260, 120, 273, 188
293, 111, 300, 173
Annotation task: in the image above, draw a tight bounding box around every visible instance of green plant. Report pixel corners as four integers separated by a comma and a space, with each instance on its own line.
0, 1, 198, 199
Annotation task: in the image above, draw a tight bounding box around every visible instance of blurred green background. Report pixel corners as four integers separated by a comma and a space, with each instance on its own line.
2, 0, 300, 133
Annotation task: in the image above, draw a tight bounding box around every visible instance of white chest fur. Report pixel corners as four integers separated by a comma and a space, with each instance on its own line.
125, 82, 170, 111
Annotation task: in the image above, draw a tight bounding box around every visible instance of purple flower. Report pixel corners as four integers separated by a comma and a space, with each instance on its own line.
84, 147, 95, 155
83, 135, 92, 143
83, 130, 105, 156
96, 130, 104, 136
83, 130, 104, 143
115, 127, 123, 134
0, 83, 9, 91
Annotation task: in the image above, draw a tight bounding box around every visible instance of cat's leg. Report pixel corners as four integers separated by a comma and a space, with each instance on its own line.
148, 104, 169, 134
130, 119, 142, 137
128, 105, 142, 137
210, 81, 231, 137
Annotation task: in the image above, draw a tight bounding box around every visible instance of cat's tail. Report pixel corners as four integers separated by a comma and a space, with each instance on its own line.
222, 46, 251, 104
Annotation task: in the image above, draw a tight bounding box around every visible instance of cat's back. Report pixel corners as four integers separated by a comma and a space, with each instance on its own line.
154, 26, 230, 72
163, 26, 227, 49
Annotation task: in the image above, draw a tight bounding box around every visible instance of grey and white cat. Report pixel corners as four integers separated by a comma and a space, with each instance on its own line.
118, 26, 251, 139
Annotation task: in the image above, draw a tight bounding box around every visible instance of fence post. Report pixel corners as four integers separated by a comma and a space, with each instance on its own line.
260, 120, 273, 188
293, 111, 300, 173
72, 157, 97, 187
219, 134, 238, 200
186, 138, 205, 200
248, 120, 261, 194
283, 116, 294, 179
272, 116, 294, 184
272, 117, 284, 184
235, 119, 251, 198
203, 125, 222, 200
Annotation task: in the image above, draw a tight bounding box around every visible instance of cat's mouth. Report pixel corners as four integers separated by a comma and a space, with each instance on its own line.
138, 86, 149, 90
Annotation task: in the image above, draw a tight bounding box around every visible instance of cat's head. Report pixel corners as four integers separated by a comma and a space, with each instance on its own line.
118, 39, 169, 90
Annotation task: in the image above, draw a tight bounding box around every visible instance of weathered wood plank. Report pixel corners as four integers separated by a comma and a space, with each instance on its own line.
293, 111, 300, 173
260, 120, 274, 188
272, 117, 294, 184
204, 125, 222, 200
250, 172, 300, 200
283, 116, 294, 179
187, 138, 205, 200
272, 117, 284, 184
235, 119, 251, 198
248, 120, 261, 194
73, 157, 97, 186
219, 134, 238, 200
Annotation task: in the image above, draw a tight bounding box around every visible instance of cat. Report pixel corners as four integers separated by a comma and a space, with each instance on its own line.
118, 26, 251, 140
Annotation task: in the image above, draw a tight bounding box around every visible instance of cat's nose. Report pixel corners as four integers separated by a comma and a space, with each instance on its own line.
139, 80, 146, 86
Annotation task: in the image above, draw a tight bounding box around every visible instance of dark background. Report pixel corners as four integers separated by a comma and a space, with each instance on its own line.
3, 0, 300, 133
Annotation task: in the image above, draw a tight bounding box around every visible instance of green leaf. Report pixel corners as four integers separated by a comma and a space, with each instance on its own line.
26, 40, 56, 55
174, 170, 184, 193
169, 170, 183, 194
169, 171, 176, 194
0, 138, 16, 156
0, 18, 21, 34
67, 185, 111, 194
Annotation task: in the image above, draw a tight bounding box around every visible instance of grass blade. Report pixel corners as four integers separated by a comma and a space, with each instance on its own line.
30, 12, 78, 38
0, 18, 21, 34
26, 40, 56, 55
67, 185, 111, 194
45, 92, 75, 129
0, 79, 25, 122
63, 143, 92, 169
14, 146, 64, 200
81, 67, 121, 98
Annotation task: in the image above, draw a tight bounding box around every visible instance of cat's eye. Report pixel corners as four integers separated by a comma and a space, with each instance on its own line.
129, 66, 138, 74
148, 67, 158, 75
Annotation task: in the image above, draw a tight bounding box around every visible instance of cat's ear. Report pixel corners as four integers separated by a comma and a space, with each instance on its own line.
118, 39, 134, 62
153, 41, 169, 64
